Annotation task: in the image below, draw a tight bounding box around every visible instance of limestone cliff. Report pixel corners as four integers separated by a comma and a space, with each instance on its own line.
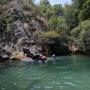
0, 0, 48, 57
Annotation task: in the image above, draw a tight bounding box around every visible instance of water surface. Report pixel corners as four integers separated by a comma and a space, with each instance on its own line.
0, 55, 90, 90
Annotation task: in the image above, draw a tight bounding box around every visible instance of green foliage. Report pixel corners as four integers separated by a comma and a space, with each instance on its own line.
52, 4, 63, 16
40, 31, 70, 55
72, 0, 90, 22
39, 0, 63, 18
64, 4, 78, 29
41, 31, 60, 40
39, 0, 51, 17
39, 0, 66, 33
48, 16, 67, 31
45, 6, 55, 18
71, 20, 90, 53
78, 0, 90, 21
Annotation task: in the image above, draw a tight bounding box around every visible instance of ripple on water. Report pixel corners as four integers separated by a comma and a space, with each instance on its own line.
58, 86, 64, 89
44, 86, 53, 89
63, 81, 78, 87
64, 76, 74, 80
33, 85, 41, 89
1, 88, 5, 90
51, 81, 61, 85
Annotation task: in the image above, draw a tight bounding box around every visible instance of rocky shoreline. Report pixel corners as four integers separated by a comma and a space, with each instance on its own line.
0, 46, 47, 62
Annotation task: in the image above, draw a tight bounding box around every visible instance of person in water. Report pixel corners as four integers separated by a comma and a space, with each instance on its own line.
52, 54, 56, 59
40, 54, 47, 61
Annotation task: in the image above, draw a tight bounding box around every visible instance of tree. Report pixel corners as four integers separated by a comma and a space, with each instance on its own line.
48, 16, 67, 31
64, 4, 79, 30
78, 0, 90, 21
53, 4, 63, 16
72, 0, 90, 21
71, 20, 90, 54
39, 0, 51, 17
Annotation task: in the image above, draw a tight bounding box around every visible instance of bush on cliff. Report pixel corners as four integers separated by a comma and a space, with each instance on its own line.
71, 20, 90, 54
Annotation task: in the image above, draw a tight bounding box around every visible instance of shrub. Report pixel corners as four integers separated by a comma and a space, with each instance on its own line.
71, 20, 90, 54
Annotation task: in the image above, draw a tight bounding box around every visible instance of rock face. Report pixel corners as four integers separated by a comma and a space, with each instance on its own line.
0, 0, 48, 60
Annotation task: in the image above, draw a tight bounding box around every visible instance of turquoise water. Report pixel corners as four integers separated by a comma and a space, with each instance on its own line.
0, 55, 90, 90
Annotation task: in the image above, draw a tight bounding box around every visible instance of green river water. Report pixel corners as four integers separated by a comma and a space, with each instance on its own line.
0, 55, 90, 90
